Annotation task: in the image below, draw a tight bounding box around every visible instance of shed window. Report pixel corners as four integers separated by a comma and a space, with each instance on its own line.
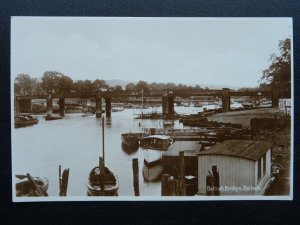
257, 158, 261, 182
263, 154, 266, 175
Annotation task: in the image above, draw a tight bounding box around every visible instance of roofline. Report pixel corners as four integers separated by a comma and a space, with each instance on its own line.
197, 148, 271, 161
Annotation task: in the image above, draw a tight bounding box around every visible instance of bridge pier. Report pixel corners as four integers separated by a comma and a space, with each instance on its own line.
46, 91, 53, 116
59, 98, 65, 116
15, 98, 32, 113
95, 94, 102, 118
105, 97, 112, 117
222, 88, 230, 112
162, 90, 175, 116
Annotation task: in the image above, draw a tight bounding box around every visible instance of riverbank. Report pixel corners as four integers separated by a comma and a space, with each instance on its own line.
208, 108, 291, 195
207, 108, 278, 128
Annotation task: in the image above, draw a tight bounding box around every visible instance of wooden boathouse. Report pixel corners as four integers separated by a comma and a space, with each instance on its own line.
197, 140, 272, 195
162, 141, 202, 195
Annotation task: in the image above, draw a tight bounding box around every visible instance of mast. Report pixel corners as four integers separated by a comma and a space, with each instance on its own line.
102, 116, 105, 163
142, 89, 144, 109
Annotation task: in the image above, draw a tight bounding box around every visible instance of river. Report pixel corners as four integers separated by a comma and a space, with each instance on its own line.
13, 104, 238, 197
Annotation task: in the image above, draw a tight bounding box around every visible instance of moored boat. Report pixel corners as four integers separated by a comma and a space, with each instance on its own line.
81, 111, 95, 117
163, 120, 174, 127
121, 133, 140, 154
141, 135, 173, 182
112, 105, 124, 112
16, 174, 49, 197
14, 115, 38, 128
121, 133, 140, 147
87, 166, 119, 196
45, 114, 63, 121
87, 116, 119, 196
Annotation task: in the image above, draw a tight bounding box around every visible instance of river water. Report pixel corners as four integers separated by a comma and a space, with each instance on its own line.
12, 104, 229, 197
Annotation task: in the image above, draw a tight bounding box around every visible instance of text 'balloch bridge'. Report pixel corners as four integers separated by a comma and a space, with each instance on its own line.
15, 88, 278, 117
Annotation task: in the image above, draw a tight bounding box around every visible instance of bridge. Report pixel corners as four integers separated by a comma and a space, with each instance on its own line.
15, 88, 277, 117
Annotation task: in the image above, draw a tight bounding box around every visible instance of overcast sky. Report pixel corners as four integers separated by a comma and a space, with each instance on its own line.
11, 17, 292, 88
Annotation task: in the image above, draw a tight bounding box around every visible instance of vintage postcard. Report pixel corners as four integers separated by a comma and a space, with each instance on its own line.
11, 17, 293, 201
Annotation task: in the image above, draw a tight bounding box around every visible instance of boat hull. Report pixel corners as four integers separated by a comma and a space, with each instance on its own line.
87, 166, 119, 196
121, 133, 140, 148
45, 115, 63, 121
16, 175, 49, 197
142, 159, 163, 182
14, 115, 38, 128
14, 120, 38, 128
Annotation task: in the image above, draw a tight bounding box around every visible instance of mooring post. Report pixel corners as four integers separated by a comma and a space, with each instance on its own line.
168, 176, 176, 196
59, 166, 70, 196
206, 171, 215, 196
212, 165, 220, 196
132, 158, 140, 196
59, 165, 62, 193
99, 157, 105, 193
161, 174, 170, 196
178, 151, 186, 196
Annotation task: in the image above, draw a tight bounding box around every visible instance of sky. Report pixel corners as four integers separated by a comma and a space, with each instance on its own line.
11, 17, 292, 88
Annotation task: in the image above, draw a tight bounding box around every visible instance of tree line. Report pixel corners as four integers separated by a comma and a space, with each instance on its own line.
14, 38, 291, 97
14, 73, 209, 96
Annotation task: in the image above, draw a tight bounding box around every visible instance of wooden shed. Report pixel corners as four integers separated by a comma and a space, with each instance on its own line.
197, 140, 272, 195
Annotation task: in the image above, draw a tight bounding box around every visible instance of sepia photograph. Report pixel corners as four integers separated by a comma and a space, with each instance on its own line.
11, 17, 293, 201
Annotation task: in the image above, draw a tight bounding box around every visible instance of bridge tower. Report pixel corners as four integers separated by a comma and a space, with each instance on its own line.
222, 88, 230, 112
105, 97, 112, 117
95, 90, 102, 118
14, 96, 32, 114
59, 98, 65, 116
46, 90, 53, 116
162, 90, 175, 116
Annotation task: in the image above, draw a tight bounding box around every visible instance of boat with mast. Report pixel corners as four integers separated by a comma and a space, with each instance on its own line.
87, 116, 119, 196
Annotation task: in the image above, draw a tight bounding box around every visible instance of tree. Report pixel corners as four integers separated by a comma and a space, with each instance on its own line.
260, 38, 291, 97
92, 79, 109, 91
41, 71, 73, 96
14, 74, 32, 94
125, 83, 135, 90
135, 80, 149, 90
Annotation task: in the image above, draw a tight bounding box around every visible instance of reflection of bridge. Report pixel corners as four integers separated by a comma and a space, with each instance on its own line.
15, 88, 277, 117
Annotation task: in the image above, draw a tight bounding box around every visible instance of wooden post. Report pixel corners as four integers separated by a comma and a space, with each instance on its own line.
161, 174, 170, 196
178, 151, 186, 196
168, 176, 176, 196
59, 166, 70, 196
212, 165, 220, 196
59, 165, 62, 193
206, 171, 215, 196
99, 157, 105, 193
132, 158, 140, 196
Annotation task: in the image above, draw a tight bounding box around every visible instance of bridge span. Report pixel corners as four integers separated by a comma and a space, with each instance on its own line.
15, 88, 277, 117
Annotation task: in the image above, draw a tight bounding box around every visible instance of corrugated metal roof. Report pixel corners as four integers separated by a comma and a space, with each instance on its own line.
197, 140, 271, 161
163, 141, 201, 156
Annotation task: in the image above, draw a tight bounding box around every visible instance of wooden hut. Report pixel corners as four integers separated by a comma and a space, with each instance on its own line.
162, 141, 202, 196
197, 140, 272, 195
